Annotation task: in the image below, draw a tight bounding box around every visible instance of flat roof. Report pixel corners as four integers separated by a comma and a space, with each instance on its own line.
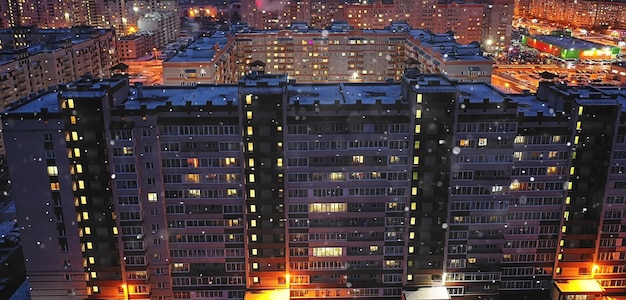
457, 83, 506, 103
513, 95, 555, 116
404, 287, 451, 300
529, 35, 611, 51
125, 85, 239, 109
554, 279, 604, 293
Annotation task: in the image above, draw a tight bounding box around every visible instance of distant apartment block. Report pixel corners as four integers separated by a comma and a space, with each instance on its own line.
515, 0, 626, 29
118, 32, 157, 60
162, 22, 493, 86
138, 11, 181, 48
3, 71, 626, 300
0, 26, 118, 109
239, 0, 513, 49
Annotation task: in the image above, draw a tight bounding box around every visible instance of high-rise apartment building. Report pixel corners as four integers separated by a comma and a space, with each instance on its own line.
4, 71, 626, 300
0, 26, 118, 108
162, 22, 493, 86
240, 0, 513, 49
517, 0, 626, 29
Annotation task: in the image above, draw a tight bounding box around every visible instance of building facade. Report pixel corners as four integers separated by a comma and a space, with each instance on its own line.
4, 72, 626, 300
162, 22, 493, 86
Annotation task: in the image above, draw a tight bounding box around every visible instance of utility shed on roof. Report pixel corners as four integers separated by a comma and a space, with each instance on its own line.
403, 286, 451, 300
552, 279, 604, 300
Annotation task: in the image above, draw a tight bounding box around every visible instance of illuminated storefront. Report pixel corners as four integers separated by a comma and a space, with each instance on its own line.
521, 35, 620, 60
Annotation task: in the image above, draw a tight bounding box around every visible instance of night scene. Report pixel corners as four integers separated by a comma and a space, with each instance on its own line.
0, 1, 625, 300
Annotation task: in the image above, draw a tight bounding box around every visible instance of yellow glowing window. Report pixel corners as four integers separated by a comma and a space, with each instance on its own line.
510, 181, 520, 190
411, 187, 418, 195
82, 212, 89, 220
84, 227, 91, 235
80, 196, 87, 205
408, 246, 414, 253
250, 220, 257, 227
88, 257, 95, 264
247, 111, 253, 120
409, 232, 415, 239
568, 182, 572, 190
413, 156, 419, 165
250, 205, 256, 213
247, 126, 253, 135
547, 166, 557, 175
562, 226, 567, 233
459, 139, 470, 147
70, 116, 77, 124
248, 158, 255, 167
352, 155, 364, 164
112, 227, 118, 235
416, 94, 422, 103
277, 158, 283, 167
564, 211, 569, 221
67, 99, 74, 109
277, 126, 282, 132
247, 142, 254, 151
576, 121, 582, 130
578, 106, 583, 115
249, 189, 256, 198
91, 272, 97, 279
92, 285, 99, 293
414, 141, 420, 149
147, 192, 158, 202
86, 242, 93, 249
252, 262, 259, 269
248, 174, 255, 183
411, 202, 417, 210
78, 180, 85, 190
415, 110, 422, 118
71, 131, 79, 141
574, 136, 579, 144
75, 164, 83, 174
468, 257, 477, 264
50, 182, 60, 191
410, 217, 416, 225
185, 174, 199, 183
73, 148, 81, 157
572, 151, 576, 159
407, 274, 413, 281
313, 247, 342, 257
570, 167, 575, 175
251, 249, 258, 256
329, 172, 344, 181
246, 94, 252, 104
414, 125, 421, 133
558, 254, 563, 260
566, 197, 571, 205
251, 234, 257, 242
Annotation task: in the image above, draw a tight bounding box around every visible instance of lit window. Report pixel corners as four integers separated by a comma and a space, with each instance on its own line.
248, 174, 255, 183
277, 158, 283, 167
90, 272, 97, 278
248, 158, 255, 167
80, 196, 87, 205
251, 234, 257, 242
88, 257, 95, 264
414, 141, 420, 149
249, 189, 256, 198
459, 139, 470, 147
468, 257, 477, 264
352, 155, 364, 164
478, 138, 487, 146
70, 116, 77, 124
251, 249, 258, 256
416, 94, 422, 103
247, 142, 254, 151
246, 94, 252, 104
312, 247, 342, 257
86, 242, 93, 249
247, 126, 253, 135
82, 212, 89, 220
73, 148, 81, 157
252, 262, 259, 269
415, 110, 422, 118
84, 227, 91, 235
415, 125, 421, 133
50, 182, 60, 191
246, 111, 253, 120
413, 156, 419, 165
250, 220, 257, 227
66, 99, 74, 109
187, 158, 199, 168
147, 193, 158, 202
250, 205, 256, 213
547, 166, 557, 175
185, 174, 199, 183
92, 285, 99, 293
